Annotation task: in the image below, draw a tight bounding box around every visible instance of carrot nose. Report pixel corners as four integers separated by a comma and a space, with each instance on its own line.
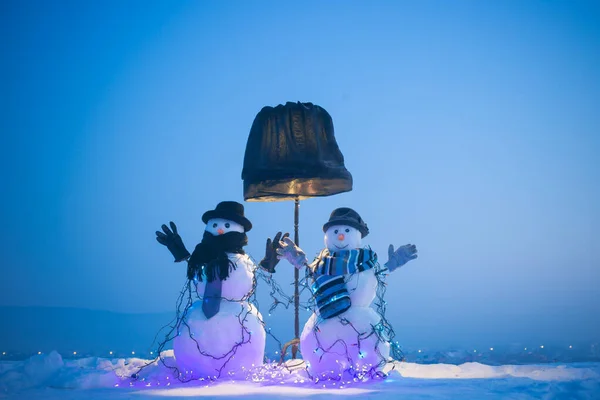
338, 233, 345, 241
217, 228, 225, 235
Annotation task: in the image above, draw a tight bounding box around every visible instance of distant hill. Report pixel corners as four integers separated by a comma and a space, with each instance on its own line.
1, 306, 598, 364
0, 306, 174, 358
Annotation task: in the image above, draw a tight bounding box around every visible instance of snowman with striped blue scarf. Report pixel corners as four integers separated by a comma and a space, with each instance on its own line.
277, 207, 417, 378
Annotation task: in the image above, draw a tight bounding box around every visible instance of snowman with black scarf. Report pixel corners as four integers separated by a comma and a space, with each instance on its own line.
155, 201, 279, 379
276, 207, 418, 378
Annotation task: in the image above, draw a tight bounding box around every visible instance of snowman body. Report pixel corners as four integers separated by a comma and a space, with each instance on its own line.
300, 225, 390, 378
172, 219, 266, 379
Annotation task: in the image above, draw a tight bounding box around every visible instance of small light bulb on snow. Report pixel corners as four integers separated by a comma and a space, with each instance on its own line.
109, 351, 113, 355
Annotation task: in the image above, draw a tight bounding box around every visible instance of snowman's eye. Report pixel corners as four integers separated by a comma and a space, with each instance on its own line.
225, 223, 230, 228
212, 223, 217, 228
334, 229, 338, 234
345, 228, 350, 233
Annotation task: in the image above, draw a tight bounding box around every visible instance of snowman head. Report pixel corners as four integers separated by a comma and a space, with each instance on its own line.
324, 225, 362, 252
322, 207, 369, 253
201, 201, 253, 234
205, 218, 244, 236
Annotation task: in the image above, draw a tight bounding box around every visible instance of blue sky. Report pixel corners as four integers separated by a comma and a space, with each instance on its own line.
1, 0, 599, 347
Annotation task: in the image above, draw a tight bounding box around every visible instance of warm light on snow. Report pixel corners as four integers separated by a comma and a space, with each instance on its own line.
143, 382, 374, 397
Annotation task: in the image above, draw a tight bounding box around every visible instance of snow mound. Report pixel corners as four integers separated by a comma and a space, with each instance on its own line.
1, 351, 599, 396
390, 361, 600, 381
0, 351, 64, 392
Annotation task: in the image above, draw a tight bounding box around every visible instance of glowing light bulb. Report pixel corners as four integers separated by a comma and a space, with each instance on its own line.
473, 350, 477, 353
73, 351, 77, 355
109, 351, 113, 355
132, 351, 135, 355
150, 352, 153, 355
540, 345, 544, 349
38, 351, 41, 355
489, 348, 494, 351
418, 349, 421, 353
524, 348, 527, 351
1, 352, 5, 355
569, 345, 573, 349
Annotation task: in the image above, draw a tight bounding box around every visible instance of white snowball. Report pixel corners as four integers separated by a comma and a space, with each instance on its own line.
173, 300, 265, 379
300, 306, 390, 379
345, 268, 378, 307
205, 218, 244, 236
173, 253, 265, 378
324, 225, 362, 252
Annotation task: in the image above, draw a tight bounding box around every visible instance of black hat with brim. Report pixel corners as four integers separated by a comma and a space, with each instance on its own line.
202, 201, 252, 232
322, 207, 369, 238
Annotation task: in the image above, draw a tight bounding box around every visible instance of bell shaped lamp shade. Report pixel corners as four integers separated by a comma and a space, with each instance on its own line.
242, 102, 353, 201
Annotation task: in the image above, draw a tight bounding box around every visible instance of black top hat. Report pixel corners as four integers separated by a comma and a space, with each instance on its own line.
322, 207, 369, 238
202, 201, 252, 232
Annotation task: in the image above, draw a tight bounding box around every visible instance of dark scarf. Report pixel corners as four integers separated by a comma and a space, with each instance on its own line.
308, 247, 378, 320
310, 247, 378, 277
187, 231, 247, 282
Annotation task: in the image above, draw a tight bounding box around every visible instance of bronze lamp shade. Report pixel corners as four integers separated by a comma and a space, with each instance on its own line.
242, 102, 353, 201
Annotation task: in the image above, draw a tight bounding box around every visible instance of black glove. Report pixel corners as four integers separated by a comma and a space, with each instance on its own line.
259, 231, 289, 273
155, 221, 190, 262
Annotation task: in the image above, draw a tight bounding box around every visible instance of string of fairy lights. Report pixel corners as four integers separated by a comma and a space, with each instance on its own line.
0, 254, 589, 384
125, 252, 411, 383
0, 343, 582, 360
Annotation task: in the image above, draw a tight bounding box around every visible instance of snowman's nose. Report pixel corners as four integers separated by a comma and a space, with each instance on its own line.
217, 228, 225, 235
338, 233, 345, 241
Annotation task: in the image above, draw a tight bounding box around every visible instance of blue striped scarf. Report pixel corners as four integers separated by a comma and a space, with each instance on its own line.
309, 248, 378, 319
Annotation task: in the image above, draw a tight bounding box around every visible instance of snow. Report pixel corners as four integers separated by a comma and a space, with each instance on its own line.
300, 307, 389, 378
1, 352, 598, 399
173, 254, 266, 378
173, 300, 265, 379
345, 268, 378, 307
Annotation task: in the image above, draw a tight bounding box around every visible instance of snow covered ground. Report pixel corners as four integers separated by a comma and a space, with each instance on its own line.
1, 351, 599, 399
